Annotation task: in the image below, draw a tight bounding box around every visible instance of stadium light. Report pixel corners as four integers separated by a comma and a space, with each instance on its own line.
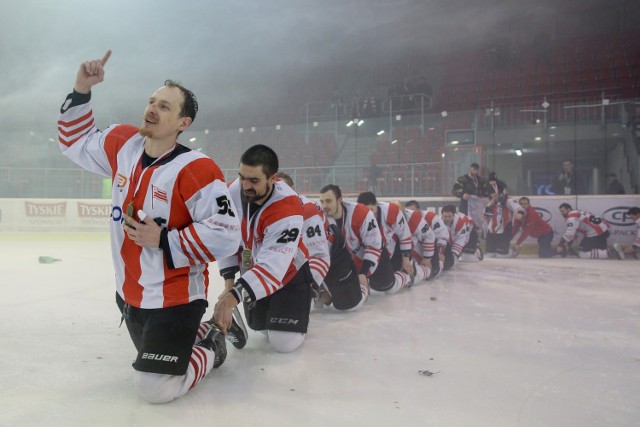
357, 119, 364, 126
377, 130, 385, 136
189, 137, 196, 142
391, 139, 398, 144
515, 149, 523, 156
346, 120, 354, 127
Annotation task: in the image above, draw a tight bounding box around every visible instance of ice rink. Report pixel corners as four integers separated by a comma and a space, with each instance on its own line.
1, 232, 639, 427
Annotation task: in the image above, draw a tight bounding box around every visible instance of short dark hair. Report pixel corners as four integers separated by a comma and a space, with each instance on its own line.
357, 191, 377, 206
406, 200, 421, 210
628, 207, 640, 216
559, 203, 572, 210
276, 171, 294, 187
240, 144, 279, 177
470, 163, 480, 169
441, 204, 457, 214
519, 196, 530, 204
164, 79, 198, 121
320, 184, 342, 200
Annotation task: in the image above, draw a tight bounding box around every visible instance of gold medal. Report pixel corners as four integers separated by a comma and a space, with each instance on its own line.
241, 248, 253, 269
124, 202, 135, 228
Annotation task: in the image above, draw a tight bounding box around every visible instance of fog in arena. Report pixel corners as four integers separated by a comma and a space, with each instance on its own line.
0, 0, 627, 132
2, 1, 640, 426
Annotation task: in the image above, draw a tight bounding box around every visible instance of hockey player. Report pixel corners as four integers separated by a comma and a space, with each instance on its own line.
610, 207, 640, 259
357, 192, 414, 293
556, 203, 612, 259
441, 205, 482, 267
57, 51, 242, 403
318, 184, 380, 311
406, 200, 448, 278
484, 173, 523, 257
392, 201, 433, 285
213, 145, 314, 353
275, 172, 331, 306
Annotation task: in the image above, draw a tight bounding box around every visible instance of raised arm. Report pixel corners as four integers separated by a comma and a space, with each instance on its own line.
74, 50, 112, 93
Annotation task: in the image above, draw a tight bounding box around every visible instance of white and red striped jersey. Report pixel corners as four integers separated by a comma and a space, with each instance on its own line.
58, 92, 241, 309
218, 179, 309, 301
634, 218, 640, 248
423, 210, 449, 249
404, 208, 436, 259
448, 213, 472, 257
375, 202, 413, 257
561, 210, 610, 243
299, 194, 330, 286
326, 201, 382, 275
486, 197, 525, 234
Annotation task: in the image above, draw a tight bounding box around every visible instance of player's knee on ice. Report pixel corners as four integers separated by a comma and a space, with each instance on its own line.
267, 330, 305, 353
133, 371, 186, 404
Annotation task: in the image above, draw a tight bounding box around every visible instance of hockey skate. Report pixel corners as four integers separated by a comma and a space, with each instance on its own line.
197, 323, 227, 368
405, 260, 417, 287
225, 306, 248, 349
609, 243, 624, 260
429, 261, 441, 279
312, 283, 332, 309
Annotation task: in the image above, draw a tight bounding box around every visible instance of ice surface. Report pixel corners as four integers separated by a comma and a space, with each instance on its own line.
1, 233, 639, 427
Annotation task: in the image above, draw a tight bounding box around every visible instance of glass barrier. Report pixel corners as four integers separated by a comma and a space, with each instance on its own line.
1, 94, 638, 198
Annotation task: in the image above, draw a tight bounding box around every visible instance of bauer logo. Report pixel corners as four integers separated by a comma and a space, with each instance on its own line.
25, 201, 67, 217
77, 202, 111, 218
602, 207, 633, 226
534, 208, 552, 223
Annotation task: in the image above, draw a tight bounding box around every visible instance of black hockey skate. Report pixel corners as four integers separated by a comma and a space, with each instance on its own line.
197, 323, 227, 368
225, 306, 248, 349
429, 261, 440, 279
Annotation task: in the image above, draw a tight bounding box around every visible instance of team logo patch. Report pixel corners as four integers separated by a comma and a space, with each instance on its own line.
152, 185, 168, 206
116, 173, 128, 189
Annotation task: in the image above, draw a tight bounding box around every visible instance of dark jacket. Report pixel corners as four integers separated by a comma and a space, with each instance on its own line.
551, 170, 586, 195
452, 174, 487, 214
606, 179, 625, 194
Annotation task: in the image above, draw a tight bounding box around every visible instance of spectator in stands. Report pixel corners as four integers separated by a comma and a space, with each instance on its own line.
361, 95, 378, 118
331, 89, 344, 117
368, 161, 381, 195
551, 159, 586, 195
349, 93, 361, 121
414, 77, 432, 108
399, 77, 415, 111
452, 163, 487, 215
387, 82, 401, 110
605, 173, 625, 194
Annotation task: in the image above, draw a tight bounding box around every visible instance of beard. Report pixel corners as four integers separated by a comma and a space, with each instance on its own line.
139, 127, 153, 138
243, 187, 269, 204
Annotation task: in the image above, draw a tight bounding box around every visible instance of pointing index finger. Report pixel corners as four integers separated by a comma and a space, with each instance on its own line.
101, 49, 112, 65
